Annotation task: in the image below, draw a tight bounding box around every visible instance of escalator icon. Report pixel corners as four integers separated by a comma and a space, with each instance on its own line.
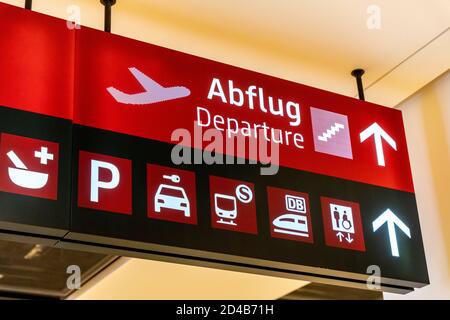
7, 150, 49, 189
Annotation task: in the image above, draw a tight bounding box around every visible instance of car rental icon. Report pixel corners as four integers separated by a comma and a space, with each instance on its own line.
154, 174, 190, 217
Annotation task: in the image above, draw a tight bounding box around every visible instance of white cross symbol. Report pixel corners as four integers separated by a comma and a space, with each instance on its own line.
34, 147, 54, 165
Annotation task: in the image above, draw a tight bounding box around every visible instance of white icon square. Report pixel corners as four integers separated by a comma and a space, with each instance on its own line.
329, 203, 355, 234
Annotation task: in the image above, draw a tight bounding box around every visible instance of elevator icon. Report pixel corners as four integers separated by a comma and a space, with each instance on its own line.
320, 197, 365, 251
330, 203, 355, 243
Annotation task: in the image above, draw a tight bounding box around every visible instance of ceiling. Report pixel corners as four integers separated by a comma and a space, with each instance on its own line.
0, 0, 448, 299
282, 282, 383, 300
0, 239, 116, 298
2, 0, 449, 107
69, 257, 308, 300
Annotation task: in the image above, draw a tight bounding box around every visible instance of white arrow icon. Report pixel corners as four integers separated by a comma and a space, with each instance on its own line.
372, 209, 411, 257
336, 232, 344, 242
345, 233, 353, 243
360, 123, 397, 166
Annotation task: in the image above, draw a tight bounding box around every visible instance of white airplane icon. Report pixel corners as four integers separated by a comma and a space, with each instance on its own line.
107, 67, 191, 105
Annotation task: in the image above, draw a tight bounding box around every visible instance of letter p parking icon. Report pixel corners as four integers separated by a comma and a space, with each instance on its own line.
90, 160, 120, 202
78, 151, 132, 215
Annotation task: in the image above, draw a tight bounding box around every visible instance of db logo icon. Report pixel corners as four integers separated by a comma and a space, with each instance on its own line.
0, 133, 59, 200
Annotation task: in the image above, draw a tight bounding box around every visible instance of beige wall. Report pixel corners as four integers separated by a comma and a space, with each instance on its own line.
385, 71, 450, 299
69, 258, 308, 300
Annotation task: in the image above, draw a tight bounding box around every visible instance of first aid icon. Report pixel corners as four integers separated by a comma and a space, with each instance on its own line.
6, 146, 54, 189
0, 133, 59, 200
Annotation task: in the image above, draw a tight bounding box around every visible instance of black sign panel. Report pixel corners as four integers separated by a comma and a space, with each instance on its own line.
67, 125, 428, 290
0, 106, 72, 236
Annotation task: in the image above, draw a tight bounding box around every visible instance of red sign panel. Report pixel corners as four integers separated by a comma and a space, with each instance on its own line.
267, 186, 313, 243
0, 3, 415, 194
73, 27, 414, 193
0, 4, 74, 120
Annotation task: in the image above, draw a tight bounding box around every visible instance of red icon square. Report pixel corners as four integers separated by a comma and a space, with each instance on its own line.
321, 197, 365, 251
77, 151, 132, 215
0, 133, 59, 200
147, 164, 197, 225
209, 176, 257, 234
267, 186, 313, 243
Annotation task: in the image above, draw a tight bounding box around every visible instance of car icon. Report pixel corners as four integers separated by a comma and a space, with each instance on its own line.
154, 184, 190, 217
